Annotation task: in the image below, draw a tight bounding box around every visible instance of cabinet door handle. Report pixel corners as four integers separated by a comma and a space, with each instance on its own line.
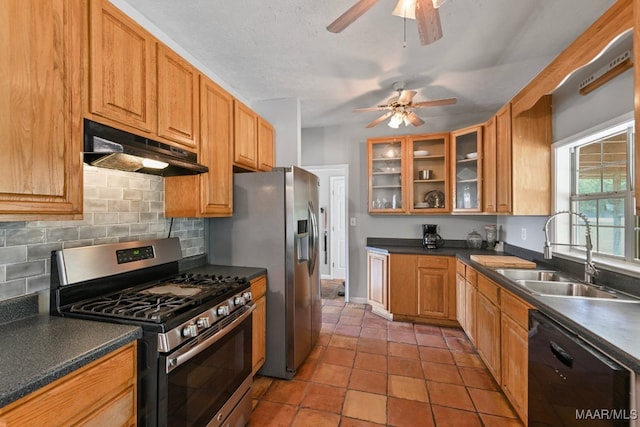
550, 340, 574, 368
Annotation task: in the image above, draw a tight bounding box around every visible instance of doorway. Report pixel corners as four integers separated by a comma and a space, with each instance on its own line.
303, 164, 349, 301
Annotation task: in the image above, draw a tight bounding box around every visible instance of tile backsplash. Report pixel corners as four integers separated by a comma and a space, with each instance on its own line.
0, 165, 205, 302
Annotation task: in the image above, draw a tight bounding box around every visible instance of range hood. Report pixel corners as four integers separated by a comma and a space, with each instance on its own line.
83, 119, 208, 176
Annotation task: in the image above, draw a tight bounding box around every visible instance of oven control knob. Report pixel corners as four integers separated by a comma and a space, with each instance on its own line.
234, 296, 246, 306
217, 304, 230, 316
196, 317, 210, 329
182, 323, 198, 338
242, 291, 253, 301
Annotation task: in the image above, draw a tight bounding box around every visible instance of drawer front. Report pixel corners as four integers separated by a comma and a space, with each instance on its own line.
456, 259, 466, 277
465, 267, 478, 285
418, 256, 450, 269
501, 290, 531, 328
477, 275, 500, 305
251, 275, 267, 299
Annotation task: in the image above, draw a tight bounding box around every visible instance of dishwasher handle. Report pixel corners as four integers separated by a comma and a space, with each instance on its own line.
550, 340, 574, 368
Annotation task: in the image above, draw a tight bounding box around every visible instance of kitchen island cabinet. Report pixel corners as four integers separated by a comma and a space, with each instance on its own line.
389, 254, 457, 325
0, 0, 84, 220
0, 341, 137, 427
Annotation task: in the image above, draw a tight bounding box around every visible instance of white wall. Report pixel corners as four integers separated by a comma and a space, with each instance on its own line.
253, 98, 302, 167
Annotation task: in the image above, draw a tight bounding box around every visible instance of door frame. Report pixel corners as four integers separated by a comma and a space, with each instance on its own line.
303, 164, 350, 302
329, 175, 346, 281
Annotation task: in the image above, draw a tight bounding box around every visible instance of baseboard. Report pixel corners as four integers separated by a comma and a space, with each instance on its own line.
348, 296, 367, 305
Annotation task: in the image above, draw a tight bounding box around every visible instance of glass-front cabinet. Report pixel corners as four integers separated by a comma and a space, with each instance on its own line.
368, 137, 406, 213
451, 126, 483, 212
409, 133, 450, 213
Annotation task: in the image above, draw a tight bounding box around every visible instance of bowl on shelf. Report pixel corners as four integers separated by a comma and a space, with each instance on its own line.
414, 150, 430, 156
466, 152, 478, 159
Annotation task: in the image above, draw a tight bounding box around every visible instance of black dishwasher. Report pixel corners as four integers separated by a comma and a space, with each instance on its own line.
529, 310, 631, 426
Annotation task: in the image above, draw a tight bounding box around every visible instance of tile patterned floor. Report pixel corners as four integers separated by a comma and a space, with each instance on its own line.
249, 297, 525, 427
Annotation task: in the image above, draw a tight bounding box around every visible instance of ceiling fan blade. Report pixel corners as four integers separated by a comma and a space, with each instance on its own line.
327, 0, 379, 33
397, 90, 417, 105
412, 97, 457, 108
406, 112, 425, 126
366, 111, 394, 128
415, 0, 443, 45
354, 106, 389, 112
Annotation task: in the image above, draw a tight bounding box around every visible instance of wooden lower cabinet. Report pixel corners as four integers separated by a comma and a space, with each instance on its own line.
456, 262, 531, 424
0, 342, 137, 426
251, 275, 267, 375
389, 254, 456, 325
475, 289, 501, 382
500, 290, 532, 424
367, 250, 390, 317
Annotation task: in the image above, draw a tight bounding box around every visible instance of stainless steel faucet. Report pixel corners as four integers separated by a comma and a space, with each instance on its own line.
543, 210, 599, 283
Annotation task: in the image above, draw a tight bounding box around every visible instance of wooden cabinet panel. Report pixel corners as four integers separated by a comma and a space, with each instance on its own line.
0, 342, 137, 426
157, 44, 198, 149
464, 280, 476, 344
0, 0, 83, 220
234, 101, 258, 170
417, 256, 454, 319
89, 0, 156, 133
165, 76, 233, 217
477, 275, 500, 306
367, 251, 389, 311
495, 103, 512, 213
368, 137, 406, 213
257, 118, 275, 171
476, 292, 501, 382
501, 313, 528, 423
251, 275, 267, 375
409, 133, 451, 213
389, 254, 417, 316
483, 117, 497, 213
451, 125, 483, 212
501, 290, 531, 328
456, 273, 466, 327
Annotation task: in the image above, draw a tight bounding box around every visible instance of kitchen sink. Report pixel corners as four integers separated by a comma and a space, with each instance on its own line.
494, 268, 575, 282
495, 269, 640, 302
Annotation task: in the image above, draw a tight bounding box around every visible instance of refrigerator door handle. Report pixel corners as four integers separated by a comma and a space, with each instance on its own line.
308, 202, 319, 275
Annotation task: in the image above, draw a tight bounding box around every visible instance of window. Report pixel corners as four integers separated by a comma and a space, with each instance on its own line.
554, 118, 636, 266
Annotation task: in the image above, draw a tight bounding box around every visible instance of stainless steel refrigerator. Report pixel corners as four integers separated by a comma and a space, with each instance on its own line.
208, 166, 321, 379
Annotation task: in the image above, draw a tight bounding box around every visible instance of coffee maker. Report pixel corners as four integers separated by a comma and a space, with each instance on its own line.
423, 224, 444, 249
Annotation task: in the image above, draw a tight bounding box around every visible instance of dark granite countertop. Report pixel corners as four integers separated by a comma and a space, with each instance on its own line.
367, 238, 640, 372
0, 294, 141, 408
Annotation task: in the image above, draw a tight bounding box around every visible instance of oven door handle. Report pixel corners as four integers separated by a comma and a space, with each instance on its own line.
166, 304, 255, 374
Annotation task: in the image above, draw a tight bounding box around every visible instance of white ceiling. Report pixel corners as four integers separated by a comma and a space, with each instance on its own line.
116, 0, 616, 130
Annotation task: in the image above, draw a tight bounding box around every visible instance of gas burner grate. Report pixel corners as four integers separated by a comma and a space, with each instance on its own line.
70, 291, 198, 322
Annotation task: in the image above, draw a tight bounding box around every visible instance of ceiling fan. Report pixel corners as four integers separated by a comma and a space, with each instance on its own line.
355, 82, 457, 128
327, 0, 448, 46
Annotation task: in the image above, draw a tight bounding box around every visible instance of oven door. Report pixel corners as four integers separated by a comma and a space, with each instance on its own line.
158, 305, 254, 427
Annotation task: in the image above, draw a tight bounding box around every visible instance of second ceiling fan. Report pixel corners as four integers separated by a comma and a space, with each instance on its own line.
327, 0, 447, 46
355, 82, 457, 128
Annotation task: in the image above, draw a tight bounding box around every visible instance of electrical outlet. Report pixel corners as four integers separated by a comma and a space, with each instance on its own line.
350, 217, 357, 226
521, 228, 527, 241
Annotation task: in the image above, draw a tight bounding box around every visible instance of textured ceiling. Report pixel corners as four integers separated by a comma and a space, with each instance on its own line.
115, 0, 616, 130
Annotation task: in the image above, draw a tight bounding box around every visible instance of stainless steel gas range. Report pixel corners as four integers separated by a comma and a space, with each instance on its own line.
50, 238, 254, 427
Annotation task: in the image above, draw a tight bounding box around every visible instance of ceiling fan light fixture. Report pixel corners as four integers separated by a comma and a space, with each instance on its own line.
392, 0, 416, 19
388, 112, 405, 128
432, 0, 447, 8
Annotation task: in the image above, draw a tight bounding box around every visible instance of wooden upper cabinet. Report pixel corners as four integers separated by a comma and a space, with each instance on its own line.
88, 0, 156, 133
165, 76, 233, 217
257, 118, 275, 171
234, 101, 259, 170
483, 117, 497, 213
451, 125, 483, 212
157, 44, 199, 149
0, 0, 83, 220
633, 0, 640, 215
495, 103, 512, 214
